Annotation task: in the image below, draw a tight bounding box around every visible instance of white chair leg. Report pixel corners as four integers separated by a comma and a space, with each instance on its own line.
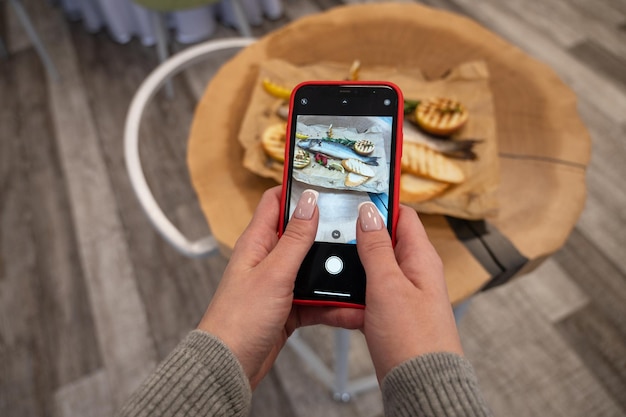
150, 11, 174, 98
229, 0, 252, 37
9, 0, 60, 81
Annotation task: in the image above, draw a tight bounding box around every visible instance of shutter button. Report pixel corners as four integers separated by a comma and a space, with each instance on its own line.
325, 256, 343, 275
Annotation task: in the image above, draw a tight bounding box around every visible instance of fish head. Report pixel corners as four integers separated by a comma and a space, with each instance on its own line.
296, 139, 322, 152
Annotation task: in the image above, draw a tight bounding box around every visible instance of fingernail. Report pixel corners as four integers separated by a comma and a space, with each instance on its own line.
294, 190, 319, 220
359, 202, 383, 232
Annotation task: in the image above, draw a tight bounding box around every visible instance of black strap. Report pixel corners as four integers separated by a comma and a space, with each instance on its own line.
445, 217, 529, 291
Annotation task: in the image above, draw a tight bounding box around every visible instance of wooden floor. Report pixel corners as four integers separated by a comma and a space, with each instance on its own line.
1, 0, 625, 416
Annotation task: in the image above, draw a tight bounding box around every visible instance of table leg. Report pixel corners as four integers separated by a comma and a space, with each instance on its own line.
287, 302, 473, 401
453, 298, 473, 322
333, 328, 351, 402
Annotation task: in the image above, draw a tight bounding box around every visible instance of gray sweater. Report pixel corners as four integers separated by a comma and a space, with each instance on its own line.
118, 330, 492, 416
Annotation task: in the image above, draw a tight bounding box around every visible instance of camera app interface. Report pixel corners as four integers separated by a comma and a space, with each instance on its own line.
288, 115, 393, 243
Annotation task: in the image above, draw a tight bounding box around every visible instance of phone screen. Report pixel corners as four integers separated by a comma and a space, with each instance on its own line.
288, 115, 393, 244
283, 83, 401, 306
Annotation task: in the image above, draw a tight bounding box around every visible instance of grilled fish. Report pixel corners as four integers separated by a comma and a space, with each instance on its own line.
297, 139, 379, 166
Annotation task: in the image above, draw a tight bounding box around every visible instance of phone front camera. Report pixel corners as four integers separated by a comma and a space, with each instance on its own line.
300, 98, 308, 105
383, 98, 391, 106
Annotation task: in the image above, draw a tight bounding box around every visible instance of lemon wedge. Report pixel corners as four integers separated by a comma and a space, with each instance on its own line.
328, 162, 345, 173
262, 78, 292, 101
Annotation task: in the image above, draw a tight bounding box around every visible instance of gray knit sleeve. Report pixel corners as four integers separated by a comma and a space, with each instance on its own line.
381, 352, 493, 417
117, 330, 252, 417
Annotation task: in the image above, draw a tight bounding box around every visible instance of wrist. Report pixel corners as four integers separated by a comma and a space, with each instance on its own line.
368, 333, 464, 381
381, 352, 491, 416
196, 321, 255, 379
185, 330, 252, 395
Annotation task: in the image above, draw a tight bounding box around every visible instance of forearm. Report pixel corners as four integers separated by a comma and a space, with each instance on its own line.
117, 330, 251, 417
381, 352, 493, 417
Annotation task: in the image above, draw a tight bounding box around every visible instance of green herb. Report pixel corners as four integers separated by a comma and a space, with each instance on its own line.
321, 137, 356, 148
403, 99, 421, 114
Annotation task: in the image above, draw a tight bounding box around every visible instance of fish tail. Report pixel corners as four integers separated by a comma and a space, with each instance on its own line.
442, 149, 478, 160
442, 139, 482, 160
364, 156, 380, 166
457, 139, 482, 150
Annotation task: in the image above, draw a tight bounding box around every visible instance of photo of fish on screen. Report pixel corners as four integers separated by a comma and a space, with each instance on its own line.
288, 115, 392, 244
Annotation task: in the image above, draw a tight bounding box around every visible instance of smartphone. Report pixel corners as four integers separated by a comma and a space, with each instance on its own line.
278, 81, 403, 308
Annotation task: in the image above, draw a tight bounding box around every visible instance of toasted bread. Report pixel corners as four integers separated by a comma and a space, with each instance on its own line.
415, 97, 468, 136
400, 173, 450, 202
261, 123, 286, 162
354, 139, 375, 155
342, 158, 375, 177
401, 142, 465, 184
293, 149, 310, 169
345, 172, 369, 187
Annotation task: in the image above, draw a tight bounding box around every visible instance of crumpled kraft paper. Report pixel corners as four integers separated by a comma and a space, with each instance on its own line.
239, 59, 499, 219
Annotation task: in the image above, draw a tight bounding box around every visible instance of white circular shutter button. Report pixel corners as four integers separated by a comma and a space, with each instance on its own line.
325, 256, 343, 275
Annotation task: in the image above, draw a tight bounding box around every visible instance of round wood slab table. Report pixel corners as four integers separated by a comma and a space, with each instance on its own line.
187, 3, 590, 305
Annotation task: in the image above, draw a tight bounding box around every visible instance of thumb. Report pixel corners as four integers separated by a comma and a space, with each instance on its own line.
356, 202, 402, 288
263, 190, 319, 279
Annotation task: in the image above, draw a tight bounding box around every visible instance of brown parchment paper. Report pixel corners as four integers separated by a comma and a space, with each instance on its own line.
238, 59, 499, 220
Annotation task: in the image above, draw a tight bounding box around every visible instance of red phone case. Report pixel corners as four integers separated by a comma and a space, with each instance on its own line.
278, 81, 404, 308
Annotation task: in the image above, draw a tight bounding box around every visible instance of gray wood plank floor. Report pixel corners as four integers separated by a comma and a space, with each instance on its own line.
1, 0, 625, 416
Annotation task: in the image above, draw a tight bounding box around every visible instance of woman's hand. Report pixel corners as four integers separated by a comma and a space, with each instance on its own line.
356, 203, 464, 381
197, 187, 362, 389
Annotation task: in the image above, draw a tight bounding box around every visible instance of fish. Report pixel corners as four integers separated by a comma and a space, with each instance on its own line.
403, 120, 482, 160
297, 139, 380, 166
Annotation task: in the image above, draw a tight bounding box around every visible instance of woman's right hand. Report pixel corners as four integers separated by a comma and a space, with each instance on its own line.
356, 203, 464, 381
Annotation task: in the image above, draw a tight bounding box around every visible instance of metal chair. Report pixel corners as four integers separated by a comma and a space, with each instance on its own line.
123, 37, 386, 401
124, 37, 254, 257
2, 0, 59, 80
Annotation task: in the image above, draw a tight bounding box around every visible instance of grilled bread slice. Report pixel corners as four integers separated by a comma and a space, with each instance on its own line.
293, 149, 310, 169
354, 139, 375, 155
342, 158, 376, 177
345, 172, 369, 187
415, 97, 468, 136
400, 173, 450, 202
401, 142, 465, 184
261, 123, 286, 162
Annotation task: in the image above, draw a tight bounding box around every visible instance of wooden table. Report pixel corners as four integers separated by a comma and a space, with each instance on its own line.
187, 3, 590, 305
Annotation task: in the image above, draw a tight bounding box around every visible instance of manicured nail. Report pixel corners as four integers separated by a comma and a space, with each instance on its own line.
294, 190, 319, 220
359, 202, 383, 232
